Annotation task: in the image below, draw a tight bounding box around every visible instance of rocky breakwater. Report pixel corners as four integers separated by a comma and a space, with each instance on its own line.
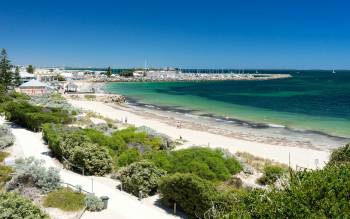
100, 94, 126, 104
65, 93, 126, 104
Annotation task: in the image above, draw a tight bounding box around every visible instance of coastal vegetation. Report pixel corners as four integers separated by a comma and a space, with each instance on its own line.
0, 192, 49, 219
43, 188, 85, 211
145, 147, 242, 181
3, 100, 73, 131
257, 164, 287, 185
6, 157, 61, 193
0, 152, 12, 189
85, 194, 104, 211
115, 160, 166, 197
328, 143, 350, 165
42, 124, 113, 176
159, 173, 219, 218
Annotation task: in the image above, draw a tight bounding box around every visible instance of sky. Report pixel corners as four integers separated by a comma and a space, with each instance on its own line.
1, 0, 349, 69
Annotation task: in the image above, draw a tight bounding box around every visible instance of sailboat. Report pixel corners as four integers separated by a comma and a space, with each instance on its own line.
332, 69, 336, 74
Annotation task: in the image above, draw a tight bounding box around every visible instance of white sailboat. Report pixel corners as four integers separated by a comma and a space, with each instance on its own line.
332, 69, 336, 74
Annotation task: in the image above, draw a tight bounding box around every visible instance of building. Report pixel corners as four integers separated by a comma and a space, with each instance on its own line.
20, 72, 36, 84
18, 79, 53, 96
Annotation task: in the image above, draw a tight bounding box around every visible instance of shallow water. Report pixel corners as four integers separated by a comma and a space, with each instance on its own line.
105, 70, 350, 139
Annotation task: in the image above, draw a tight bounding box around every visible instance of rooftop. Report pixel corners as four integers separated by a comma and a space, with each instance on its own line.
19, 79, 50, 88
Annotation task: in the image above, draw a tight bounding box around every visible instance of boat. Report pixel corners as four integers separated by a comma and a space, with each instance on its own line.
332, 69, 336, 74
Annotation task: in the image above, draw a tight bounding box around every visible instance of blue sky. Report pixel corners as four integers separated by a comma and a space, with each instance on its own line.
1, 0, 349, 69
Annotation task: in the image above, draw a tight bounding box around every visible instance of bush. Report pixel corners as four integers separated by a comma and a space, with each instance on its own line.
146, 147, 242, 181
257, 164, 286, 185
42, 123, 64, 159
43, 188, 85, 211
43, 126, 113, 176
159, 173, 218, 218
111, 127, 162, 153
115, 160, 166, 197
0, 166, 12, 188
85, 194, 104, 211
3, 100, 72, 131
71, 143, 113, 176
0, 151, 10, 162
6, 157, 61, 192
117, 148, 141, 167
0, 125, 15, 149
226, 163, 350, 218
0, 192, 49, 219
328, 143, 350, 165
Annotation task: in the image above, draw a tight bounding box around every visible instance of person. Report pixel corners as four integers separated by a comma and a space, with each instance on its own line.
176, 121, 180, 128
125, 117, 128, 123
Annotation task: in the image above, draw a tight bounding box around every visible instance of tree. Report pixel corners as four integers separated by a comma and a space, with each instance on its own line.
106, 66, 112, 77
0, 48, 13, 91
13, 66, 21, 86
26, 64, 34, 74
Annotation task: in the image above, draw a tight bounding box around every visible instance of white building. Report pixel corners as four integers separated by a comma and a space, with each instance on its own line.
18, 79, 53, 96
20, 72, 36, 84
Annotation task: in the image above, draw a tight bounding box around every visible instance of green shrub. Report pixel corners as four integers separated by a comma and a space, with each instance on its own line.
159, 173, 219, 218
71, 143, 113, 176
226, 163, 350, 218
43, 127, 113, 176
42, 123, 64, 159
0, 151, 10, 162
115, 160, 166, 197
3, 100, 72, 131
43, 188, 85, 211
85, 194, 104, 212
329, 143, 350, 165
84, 95, 96, 101
6, 157, 61, 192
146, 147, 242, 181
0, 192, 49, 219
0, 125, 15, 149
111, 127, 162, 152
257, 164, 286, 185
0, 166, 12, 188
117, 148, 141, 167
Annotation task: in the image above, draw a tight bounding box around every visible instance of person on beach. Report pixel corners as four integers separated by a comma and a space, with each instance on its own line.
125, 117, 128, 123
176, 121, 180, 128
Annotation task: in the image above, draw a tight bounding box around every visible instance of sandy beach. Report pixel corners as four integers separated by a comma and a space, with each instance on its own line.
68, 99, 330, 169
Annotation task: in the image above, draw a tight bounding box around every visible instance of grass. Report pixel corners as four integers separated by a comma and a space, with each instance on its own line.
43, 188, 86, 211
0, 152, 12, 189
84, 95, 96, 101
0, 152, 9, 162
236, 151, 288, 172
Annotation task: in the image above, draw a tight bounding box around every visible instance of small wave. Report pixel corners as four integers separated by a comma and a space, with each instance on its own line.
145, 104, 155, 108
268, 123, 285, 128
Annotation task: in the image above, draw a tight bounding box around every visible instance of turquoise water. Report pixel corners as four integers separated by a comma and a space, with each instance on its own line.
105, 70, 350, 138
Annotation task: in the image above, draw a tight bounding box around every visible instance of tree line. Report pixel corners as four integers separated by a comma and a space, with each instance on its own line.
0, 48, 36, 91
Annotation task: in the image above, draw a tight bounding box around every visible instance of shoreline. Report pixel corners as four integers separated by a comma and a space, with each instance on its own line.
67, 99, 331, 169
92, 73, 292, 82
125, 97, 349, 143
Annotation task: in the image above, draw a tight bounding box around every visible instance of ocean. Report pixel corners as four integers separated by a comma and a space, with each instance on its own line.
105, 70, 350, 140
